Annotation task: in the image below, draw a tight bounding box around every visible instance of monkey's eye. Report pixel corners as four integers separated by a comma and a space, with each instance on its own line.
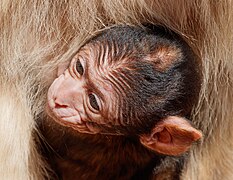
75, 59, 84, 75
88, 93, 100, 111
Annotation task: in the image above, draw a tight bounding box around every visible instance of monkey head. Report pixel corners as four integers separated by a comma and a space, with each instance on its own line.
47, 26, 202, 156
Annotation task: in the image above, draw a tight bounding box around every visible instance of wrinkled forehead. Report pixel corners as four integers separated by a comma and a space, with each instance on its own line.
80, 41, 124, 69
78, 42, 115, 82
79, 42, 132, 90
78, 43, 126, 115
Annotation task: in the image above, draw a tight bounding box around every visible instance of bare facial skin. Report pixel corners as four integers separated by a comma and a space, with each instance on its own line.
47, 46, 116, 134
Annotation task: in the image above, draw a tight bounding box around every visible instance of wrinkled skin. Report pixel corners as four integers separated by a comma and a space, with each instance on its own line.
47, 45, 118, 134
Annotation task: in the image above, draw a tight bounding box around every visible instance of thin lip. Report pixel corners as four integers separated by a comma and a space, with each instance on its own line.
46, 100, 104, 134
46, 104, 119, 135
46, 102, 83, 125
48, 98, 80, 117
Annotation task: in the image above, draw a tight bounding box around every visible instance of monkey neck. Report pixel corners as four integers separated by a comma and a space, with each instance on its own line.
39, 120, 184, 179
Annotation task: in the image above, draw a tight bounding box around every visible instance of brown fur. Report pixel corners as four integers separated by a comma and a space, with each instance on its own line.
40, 118, 158, 179
0, 0, 233, 179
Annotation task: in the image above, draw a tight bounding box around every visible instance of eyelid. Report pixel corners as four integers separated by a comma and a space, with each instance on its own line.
87, 92, 102, 113
71, 55, 86, 78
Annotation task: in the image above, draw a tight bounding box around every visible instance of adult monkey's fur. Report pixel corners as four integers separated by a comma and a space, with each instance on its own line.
0, 0, 233, 179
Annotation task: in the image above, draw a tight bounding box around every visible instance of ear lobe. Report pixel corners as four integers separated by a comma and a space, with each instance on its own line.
140, 116, 202, 156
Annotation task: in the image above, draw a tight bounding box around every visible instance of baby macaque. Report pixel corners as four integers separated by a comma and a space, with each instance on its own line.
42, 25, 202, 179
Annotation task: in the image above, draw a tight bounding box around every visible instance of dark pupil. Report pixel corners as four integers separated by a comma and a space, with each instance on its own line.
89, 94, 99, 111
76, 60, 84, 75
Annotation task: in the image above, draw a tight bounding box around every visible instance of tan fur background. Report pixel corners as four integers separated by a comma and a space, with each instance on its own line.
0, 0, 233, 179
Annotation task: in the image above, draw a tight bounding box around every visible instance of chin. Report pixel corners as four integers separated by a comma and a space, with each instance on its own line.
46, 103, 100, 135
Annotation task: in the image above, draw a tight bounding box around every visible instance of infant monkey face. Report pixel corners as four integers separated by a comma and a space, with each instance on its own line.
46, 25, 202, 155
47, 46, 116, 134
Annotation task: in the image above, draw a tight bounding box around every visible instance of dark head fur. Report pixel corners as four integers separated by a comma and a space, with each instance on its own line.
87, 25, 201, 135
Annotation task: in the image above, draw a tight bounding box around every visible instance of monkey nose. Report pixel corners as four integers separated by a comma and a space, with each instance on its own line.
54, 101, 68, 109
53, 97, 70, 109
51, 98, 80, 121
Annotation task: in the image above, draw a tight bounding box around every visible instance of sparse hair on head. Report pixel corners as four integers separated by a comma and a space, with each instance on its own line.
86, 25, 201, 134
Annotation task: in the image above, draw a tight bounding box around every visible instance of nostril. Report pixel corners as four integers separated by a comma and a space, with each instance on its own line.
55, 103, 68, 109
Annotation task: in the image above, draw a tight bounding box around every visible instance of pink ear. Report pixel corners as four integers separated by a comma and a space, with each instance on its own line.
140, 116, 202, 156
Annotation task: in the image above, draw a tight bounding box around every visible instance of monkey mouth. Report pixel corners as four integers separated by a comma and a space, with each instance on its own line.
46, 102, 100, 134
47, 98, 82, 123
60, 115, 82, 124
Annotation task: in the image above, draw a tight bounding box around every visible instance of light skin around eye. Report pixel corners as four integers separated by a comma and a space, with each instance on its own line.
88, 93, 100, 111
76, 59, 84, 75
